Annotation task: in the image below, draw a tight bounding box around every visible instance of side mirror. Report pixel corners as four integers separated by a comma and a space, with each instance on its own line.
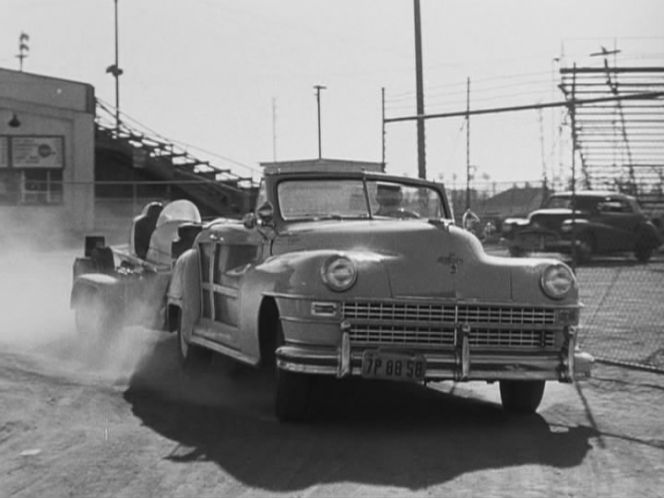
256, 201, 275, 225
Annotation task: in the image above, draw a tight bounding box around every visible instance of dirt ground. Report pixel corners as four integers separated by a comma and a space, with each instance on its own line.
1, 248, 663, 498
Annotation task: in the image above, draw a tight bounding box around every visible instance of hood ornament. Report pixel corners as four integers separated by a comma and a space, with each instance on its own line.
438, 252, 463, 274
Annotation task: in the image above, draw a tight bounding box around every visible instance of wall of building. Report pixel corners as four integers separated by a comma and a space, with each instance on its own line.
0, 68, 95, 240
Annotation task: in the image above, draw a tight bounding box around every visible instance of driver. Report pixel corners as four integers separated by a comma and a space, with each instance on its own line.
375, 183, 404, 217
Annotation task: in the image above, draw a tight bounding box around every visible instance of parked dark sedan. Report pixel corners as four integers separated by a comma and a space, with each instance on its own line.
501, 191, 662, 263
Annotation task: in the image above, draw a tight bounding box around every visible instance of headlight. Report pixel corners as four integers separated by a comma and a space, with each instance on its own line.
321, 255, 357, 292
540, 264, 575, 300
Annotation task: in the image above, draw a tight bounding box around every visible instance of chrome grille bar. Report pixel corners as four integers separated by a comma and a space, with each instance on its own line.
350, 324, 456, 346
343, 302, 556, 325
343, 301, 558, 349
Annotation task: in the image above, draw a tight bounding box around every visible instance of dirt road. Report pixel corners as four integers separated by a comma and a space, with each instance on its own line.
1, 249, 663, 497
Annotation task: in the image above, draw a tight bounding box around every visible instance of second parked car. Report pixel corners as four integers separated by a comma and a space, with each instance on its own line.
501, 190, 662, 263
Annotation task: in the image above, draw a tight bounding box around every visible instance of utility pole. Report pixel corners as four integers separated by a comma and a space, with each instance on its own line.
106, 0, 123, 134
381, 87, 386, 170
465, 77, 471, 210
16, 32, 29, 71
272, 97, 278, 161
537, 107, 548, 191
314, 84, 326, 159
413, 0, 426, 179
569, 63, 578, 269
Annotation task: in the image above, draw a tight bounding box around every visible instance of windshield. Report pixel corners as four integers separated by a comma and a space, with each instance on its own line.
277, 178, 446, 221
156, 199, 201, 227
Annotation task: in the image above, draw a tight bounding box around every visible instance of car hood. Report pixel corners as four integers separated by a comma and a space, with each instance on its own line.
271, 219, 512, 299
527, 208, 585, 230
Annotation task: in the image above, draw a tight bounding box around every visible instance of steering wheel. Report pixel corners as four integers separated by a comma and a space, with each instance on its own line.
382, 208, 420, 219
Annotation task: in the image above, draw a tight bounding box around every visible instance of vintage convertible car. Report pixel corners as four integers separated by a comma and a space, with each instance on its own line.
71, 162, 593, 421
501, 190, 662, 263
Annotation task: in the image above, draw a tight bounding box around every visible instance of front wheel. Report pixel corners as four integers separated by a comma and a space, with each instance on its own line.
634, 234, 654, 263
74, 290, 115, 341
274, 320, 312, 422
275, 368, 313, 422
175, 310, 211, 371
499, 380, 545, 414
573, 233, 593, 264
634, 246, 653, 263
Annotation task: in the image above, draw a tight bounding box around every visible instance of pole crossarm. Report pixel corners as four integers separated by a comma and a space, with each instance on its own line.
383, 91, 664, 123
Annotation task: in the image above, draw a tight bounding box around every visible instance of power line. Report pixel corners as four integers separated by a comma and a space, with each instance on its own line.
384, 91, 664, 123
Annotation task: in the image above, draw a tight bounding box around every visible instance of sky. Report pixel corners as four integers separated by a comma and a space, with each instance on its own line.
2, 0, 664, 186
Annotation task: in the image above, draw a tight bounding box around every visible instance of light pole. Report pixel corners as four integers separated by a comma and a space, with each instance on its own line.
314, 84, 326, 159
16, 32, 29, 71
106, 0, 123, 134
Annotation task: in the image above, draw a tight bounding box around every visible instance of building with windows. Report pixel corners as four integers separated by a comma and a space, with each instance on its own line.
0, 67, 95, 235
1, 67, 258, 244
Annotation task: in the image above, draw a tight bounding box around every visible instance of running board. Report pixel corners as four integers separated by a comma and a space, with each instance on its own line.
189, 335, 259, 367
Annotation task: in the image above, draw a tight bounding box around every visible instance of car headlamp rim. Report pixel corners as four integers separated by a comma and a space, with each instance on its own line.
540, 263, 575, 300
321, 255, 358, 292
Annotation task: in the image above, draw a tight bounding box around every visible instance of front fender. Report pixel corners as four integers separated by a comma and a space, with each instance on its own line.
256, 249, 392, 298
509, 258, 579, 306
233, 249, 391, 358
70, 273, 123, 309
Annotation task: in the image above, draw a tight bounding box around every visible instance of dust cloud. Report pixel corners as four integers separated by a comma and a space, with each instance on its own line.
0, 245, 75, 348
0, 211, 162, 387
0, 212, 270, 416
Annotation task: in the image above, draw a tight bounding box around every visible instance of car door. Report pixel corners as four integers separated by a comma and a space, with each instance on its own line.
197, 226, 263, 350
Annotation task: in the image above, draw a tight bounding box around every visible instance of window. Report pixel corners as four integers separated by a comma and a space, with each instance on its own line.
0, 170, 18, 204
21, 169, 63, 204
597, 198, 633, 214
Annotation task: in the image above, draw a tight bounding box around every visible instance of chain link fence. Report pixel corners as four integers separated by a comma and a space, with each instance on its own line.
575, 255, 664, 373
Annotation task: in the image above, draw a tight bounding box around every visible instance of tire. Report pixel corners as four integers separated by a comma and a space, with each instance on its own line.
634, 246, 653, 263
499, 380, 545, 414
74, 290, 114, 341
634, 233, 654, 263
175, 309, 211, 371
274, 320, 312, 422
573, 233, 593, 264
275, 368, 313, 422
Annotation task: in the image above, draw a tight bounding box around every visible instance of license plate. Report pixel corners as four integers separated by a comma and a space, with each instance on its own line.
361, 351, 425, 382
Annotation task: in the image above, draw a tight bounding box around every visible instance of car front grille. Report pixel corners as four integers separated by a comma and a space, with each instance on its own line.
343, 301, 557, 348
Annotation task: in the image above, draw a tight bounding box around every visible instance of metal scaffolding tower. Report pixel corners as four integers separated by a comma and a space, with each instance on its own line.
559, 64, 664, 213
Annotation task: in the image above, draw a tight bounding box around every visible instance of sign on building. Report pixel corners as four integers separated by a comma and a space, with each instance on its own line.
11, 136, 64, 169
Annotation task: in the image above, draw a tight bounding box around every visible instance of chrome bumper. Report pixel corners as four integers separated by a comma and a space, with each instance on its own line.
276, 331, 594, 383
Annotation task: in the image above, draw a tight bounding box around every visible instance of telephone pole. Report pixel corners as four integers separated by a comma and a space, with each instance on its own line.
272, 98, 278, 161
381, 87, 386, 170
413, 0, 426, 179
466, 77, 471, 210
314, 84, 326, 159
